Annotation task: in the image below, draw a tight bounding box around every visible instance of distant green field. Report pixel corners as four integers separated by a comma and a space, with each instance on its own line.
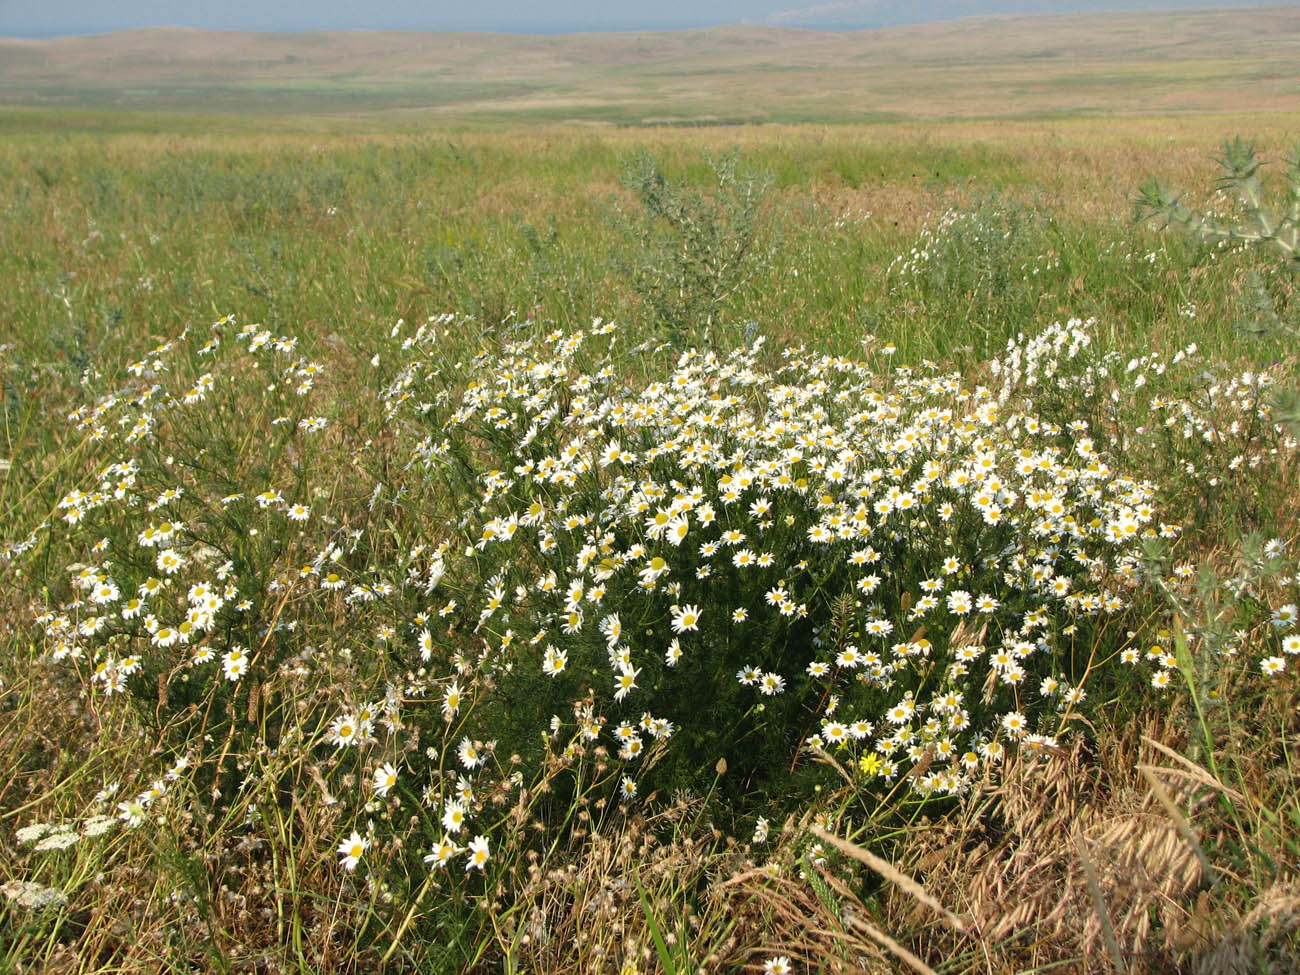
2, 6, 1299, 124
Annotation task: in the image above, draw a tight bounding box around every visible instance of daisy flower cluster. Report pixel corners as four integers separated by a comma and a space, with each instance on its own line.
1139, 366, 1299, 484
23, 315, 340, 826
19, 313, 524, 884
382, 317, 1166, 805
15, 306, 1294, 897
991, 318, 1299, 473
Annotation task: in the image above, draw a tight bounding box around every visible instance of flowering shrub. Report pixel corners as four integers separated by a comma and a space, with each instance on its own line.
990, 317, 1299, 527
382, 318, 1168, 816
14, 309, 1297, 917
21, 317, 356, 827
888, 202, 1063, 291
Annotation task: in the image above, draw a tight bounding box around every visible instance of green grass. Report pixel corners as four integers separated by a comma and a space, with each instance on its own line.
2, 107, 1299, 974
2, 119, 1293, 391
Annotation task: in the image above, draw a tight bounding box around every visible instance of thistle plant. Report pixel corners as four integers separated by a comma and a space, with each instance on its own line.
1137, 136, 1300, 280
613, 150, 780, 344
1138, 137, 1300, 452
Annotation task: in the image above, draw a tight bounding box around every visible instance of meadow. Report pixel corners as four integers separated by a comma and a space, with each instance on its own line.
3, 11, 1300, 974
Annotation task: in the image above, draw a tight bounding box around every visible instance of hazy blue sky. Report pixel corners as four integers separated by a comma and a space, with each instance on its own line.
0, 0, 1283, 36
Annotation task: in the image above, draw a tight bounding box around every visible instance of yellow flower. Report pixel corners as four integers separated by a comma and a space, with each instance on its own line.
859, 753, 883, 777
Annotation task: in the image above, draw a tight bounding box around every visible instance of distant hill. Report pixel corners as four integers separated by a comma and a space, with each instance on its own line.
1, 5, 1298, 124
764, 0, 1282, 29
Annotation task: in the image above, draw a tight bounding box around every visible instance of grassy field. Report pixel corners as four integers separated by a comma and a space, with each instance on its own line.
2, 6, 1300, 123
3, 9, 1300, 974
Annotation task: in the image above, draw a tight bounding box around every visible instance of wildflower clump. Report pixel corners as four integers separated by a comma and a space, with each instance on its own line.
24, 315, 348, 829
382, 318, 1166, 818
990, 317, 1299, 526
28, 307, 1291, 912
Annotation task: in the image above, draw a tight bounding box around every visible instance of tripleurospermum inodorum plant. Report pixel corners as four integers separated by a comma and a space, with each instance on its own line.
382, 318, 1174, 822
14, 306, 1300, 968
27, 319, 351, 804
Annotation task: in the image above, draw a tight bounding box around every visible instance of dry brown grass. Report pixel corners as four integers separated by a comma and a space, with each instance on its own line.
950, 727, 1211, 966
497, 796, 754, 974
835, 715, 1297, 973
692, 676, 1299, 975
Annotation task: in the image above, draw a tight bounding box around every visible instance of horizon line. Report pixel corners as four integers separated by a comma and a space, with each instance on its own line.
2, 2, 1282, 41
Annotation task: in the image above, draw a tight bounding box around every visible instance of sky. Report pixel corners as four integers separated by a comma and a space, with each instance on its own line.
0, 0, 1283, 36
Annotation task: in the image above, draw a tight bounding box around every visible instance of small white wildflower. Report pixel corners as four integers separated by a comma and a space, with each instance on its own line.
337, 830, 369, 872
1, 880, 68, 910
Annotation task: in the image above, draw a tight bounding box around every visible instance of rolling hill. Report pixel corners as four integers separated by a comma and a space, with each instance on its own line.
1, 5, 1298, 123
